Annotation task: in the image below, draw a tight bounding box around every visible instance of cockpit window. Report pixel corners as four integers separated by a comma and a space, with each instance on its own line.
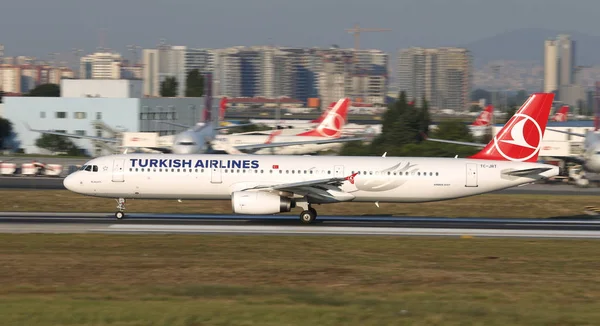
178, 142, 196, 145
81, 165, 99, 172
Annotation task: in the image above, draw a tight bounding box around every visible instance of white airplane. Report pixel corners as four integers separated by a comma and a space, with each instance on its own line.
249, 101, 381, 136
63, 93, 558, 224
544, 115, 600, 186
211, 98, 365, 155
469, 105, 494, 138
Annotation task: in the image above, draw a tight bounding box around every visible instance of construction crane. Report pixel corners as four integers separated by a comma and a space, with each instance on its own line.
345, 23, 391, 52
345, 24, 391, 103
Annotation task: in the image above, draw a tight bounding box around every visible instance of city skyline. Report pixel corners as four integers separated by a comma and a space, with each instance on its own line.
1, 0, 600, 60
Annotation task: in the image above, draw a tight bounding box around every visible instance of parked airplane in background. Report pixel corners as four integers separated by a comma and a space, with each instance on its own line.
544, 110, 600, 186
551, 105, 569, 122
163, 97, 245, 130
469, 105, 494, 138
249, 101, 381, 136
211, 98, 365, 155
63, 93, 558, 223
425, 104, 570, 147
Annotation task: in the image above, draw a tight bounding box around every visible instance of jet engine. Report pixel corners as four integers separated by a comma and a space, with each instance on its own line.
231, 191, 294, 214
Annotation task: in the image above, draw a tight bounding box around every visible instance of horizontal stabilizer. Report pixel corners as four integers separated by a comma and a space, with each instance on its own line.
503, 167, 553, 177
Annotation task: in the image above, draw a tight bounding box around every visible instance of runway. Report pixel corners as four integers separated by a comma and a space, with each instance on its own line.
1, 177, 599, 195
2, 212, 600, 238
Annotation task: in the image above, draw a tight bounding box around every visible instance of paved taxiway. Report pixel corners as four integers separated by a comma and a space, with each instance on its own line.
1, 177, 600, 195
2, 212, 600, 238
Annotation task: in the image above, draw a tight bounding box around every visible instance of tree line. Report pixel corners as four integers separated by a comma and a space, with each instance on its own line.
160, 69, 204, 97
339, 92, 491, 158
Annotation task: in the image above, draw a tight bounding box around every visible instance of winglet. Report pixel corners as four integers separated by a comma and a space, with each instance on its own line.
345, 172, 359, 184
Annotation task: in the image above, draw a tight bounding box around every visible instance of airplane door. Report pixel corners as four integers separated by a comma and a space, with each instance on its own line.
465, 163, 478, 187
112, 159, 125, 182
334, 165, 344, 178
211, 167, 222, 184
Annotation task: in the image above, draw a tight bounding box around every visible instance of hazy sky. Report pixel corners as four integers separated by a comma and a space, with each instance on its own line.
2, 0, 600, 61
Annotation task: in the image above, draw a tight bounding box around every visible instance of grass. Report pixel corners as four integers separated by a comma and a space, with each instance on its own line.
0, 234, 599, 325
0, 189, 597, 218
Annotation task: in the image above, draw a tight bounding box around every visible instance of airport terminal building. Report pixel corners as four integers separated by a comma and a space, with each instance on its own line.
2, 80, 207, 155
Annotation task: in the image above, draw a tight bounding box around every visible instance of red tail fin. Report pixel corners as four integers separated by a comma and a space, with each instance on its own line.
469, 93, 554, 162
296, 98, 349, 138
472, 105, 494, 126
551, 105, 568, 122
310, 102, 336, 123
264, 129, 283, 144
219, 97, 228, 121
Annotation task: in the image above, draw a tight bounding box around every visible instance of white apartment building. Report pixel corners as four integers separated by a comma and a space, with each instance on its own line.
0, 64, 74, 94
544, 40, 559, 93
80, 52, 123, 79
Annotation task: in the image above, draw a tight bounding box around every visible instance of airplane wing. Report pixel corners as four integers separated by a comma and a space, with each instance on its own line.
546, 128, 586, 138
159, 121, 192, 129
423, 136, 486, 148
232, 136, 366, 152
26, 123, 119, 143
159, 121, 253, 131
215, 123, 254, 131
241, 173, 358, 201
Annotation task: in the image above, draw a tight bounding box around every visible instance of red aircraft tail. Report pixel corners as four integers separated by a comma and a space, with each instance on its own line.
296, 98, 350, 138
469, 93, 555, 163
472, 105, 494, 126
551, 105, 569, 122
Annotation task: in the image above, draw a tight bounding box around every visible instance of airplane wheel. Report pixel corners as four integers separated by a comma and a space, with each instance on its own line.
309, 207, 317, 217
300, 210, 316, 224
115, 211, 125, 219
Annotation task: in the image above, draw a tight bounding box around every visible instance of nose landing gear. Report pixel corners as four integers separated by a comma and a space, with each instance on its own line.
115, 198, 126, 219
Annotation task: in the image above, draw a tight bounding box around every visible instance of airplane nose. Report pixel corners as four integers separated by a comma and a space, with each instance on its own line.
63, 174, 78, 191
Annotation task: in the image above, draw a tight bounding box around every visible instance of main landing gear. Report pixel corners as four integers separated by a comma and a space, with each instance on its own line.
115, 198, 126, 219
298, 201, 318, 224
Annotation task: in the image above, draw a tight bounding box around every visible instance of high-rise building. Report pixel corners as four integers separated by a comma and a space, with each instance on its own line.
544, 40, 559, 93
80, 52, 123, 79
544, 34, 577, 98
397, 47, 471, 110
211, 46, 388, 105
142, 45, 214, 97
558, 34, 576, 87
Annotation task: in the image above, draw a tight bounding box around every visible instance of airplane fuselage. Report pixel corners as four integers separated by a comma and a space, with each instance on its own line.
212, 135, 343, 154
64, 154, 558, 204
